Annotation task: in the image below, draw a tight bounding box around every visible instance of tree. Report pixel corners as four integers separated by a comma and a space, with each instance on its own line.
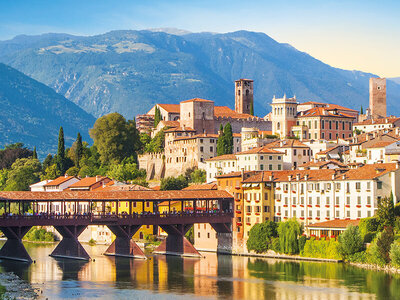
65, 166, 79, 177
42, 154, 54, 170
360, 105, 364, 115
376, 193, 395, 230
56, 127, 66, 175
189, 169, 206, 183
0, 143, 33, 169
32, 147, 38, 159
75, 133, 83, 168
90, 113, 140, 165
358, 217, 379, 239
247, 221, 278, 253
154, 106, 161, 127
390, 241, 400, 268
107, 158, 146, 182
145, 128, 166, 153
223, 123, 233, 154
4, 158, 41, 191
160, 175, 188, 190
41, 164, 61, 180
217, 124, 225, 156
250, 101, 254, 116
338, 225, 364, 258
376, 226, 394, 264
277, 219, 302, 254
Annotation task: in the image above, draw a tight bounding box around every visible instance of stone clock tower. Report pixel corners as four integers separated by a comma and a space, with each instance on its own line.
235, 79, 254, 115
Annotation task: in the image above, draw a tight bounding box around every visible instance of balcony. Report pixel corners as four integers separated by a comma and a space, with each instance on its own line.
235, 210, 242, 214
345, 205, 350, 208
283, 205, 288, 207
292, 205, 296, 208
236, 222, 242, 227
325, 205, 330, 208
356, 205, 361, 208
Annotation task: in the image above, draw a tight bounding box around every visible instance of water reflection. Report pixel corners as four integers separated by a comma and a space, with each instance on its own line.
0, 241, 399, 299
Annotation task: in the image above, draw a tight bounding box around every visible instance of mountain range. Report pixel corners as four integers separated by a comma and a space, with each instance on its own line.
0, 29, 399, 119
0, 63, 95, 157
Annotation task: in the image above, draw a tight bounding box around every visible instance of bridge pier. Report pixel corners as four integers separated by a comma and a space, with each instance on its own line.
0, 226, 32, 263
104, 225, 146, 259
50, 225, 90, 260
154, 224, 201, 258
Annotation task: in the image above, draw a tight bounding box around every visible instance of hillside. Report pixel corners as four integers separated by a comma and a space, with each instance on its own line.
0, 30, 400, 117
0, 63, 95, 157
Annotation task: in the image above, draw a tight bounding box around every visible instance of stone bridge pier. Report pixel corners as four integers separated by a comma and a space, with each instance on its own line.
0, 226, 32, 262
50, 225, 90, 260
104, 225, 146, 259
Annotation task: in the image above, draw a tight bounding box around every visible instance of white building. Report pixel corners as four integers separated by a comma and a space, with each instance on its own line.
354, 118, 400, 134
29, 180, 52, 191
266, 139, 311, 169
236, 146, 284, 172
205, 154, 238, 183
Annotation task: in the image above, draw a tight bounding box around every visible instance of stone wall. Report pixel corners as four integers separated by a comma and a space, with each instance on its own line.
138, 152, 165, 180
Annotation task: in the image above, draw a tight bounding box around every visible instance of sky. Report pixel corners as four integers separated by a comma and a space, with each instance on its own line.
0, 0, 399, 77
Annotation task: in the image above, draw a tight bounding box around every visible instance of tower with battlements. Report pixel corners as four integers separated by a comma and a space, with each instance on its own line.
369, 77, 386, 119
235, 79, 254, 115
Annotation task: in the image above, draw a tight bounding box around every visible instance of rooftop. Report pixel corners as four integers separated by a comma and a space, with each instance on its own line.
0, 190, 233, 201
181, 98, 214, 104
69, 176, 110, 188
236, 146, 284, 155
355, 117, 400, 126
182, 182, 218, 190
306, 219, 360, 229
206, 154, 237, 162
44, 176, 77, 187
156, 103, 180, 114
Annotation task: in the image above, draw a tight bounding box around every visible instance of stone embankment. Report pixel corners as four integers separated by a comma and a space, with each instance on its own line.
0, 272, 38, 299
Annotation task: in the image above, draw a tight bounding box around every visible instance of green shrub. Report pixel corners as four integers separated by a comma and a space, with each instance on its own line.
247, 221, 278, 253
338, 225, 364, 258
277, 219, 302, 255
359, 217, 379, 238
390, 242, 400, 268
302, 238, 341, 259
271, 237, 281, 253
298, 235, 307, 254
347, 251, 367, 263
368, 228, 394, 266
394, 204, 400, 217
364, 231, 377, 243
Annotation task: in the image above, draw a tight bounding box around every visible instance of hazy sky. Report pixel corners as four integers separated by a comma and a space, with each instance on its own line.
0, 0, 398, 77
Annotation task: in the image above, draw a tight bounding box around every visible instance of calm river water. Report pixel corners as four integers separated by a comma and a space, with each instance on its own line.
0, 242, 399, 299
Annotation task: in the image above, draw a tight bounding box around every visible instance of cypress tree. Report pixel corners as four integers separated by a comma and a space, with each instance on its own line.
75, 132, 83, 168
217, 124, 225, 156
57, 126, 66, 175
154, 106, 161, 127
360, 105, 364, 115
250, 101, 254, 116
32, 146, 38, 159
223, 122, 233, 154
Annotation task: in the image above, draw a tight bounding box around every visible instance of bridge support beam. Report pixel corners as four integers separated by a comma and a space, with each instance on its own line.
104, 225, 146, 259
154, 224, 201, 258
50, 225, 90, 260
0, 226, 32, 263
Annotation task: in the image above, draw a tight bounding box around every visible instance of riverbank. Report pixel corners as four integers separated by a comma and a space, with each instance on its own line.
234, 251, 343, 263
0, 272, 38, 299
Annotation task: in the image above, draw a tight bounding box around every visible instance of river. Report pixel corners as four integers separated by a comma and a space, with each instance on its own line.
0, 242, 399, 299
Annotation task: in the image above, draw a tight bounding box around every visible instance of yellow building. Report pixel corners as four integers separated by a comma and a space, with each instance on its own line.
110, 200, 154, 239
242, 172, 275, 239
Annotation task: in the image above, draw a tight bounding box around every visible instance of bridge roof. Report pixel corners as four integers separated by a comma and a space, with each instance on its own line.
0, 190, 233, 201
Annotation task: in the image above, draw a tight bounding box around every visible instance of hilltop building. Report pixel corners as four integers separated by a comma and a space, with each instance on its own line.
369, 77, 387, 119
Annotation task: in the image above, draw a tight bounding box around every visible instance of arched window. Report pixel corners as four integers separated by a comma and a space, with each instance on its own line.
238, 90, 241, 96
246, 89, 249, 96
277, 122, 281, 130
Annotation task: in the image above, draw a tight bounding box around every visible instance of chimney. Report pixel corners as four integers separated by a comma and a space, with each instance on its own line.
64, 174, 68, 178
241, 168, 245, 181
288, 175, 292, 181
296, 173, 301, 181
96, 175, 102, 182
269, 172, 274, 181
304, 174, 309, 180
342, 174, 346, 180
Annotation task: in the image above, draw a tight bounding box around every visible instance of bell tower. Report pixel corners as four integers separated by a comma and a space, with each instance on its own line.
369, 77, 386, 119
235, 79, 254, 115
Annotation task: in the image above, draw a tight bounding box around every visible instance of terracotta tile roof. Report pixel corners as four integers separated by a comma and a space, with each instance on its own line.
233, 133, 241, 137
0, 190, 233, 201
214, 106, 255, 119
299, 159, 346, 169
242, 163, 398, 182
259, 130, 273, 136
181, 98, 214, 104
242, 169, 337, 183
340, 163, 398, 180
159, 120, 180, 128
183, 182, 218, 190
44, 176, 77, 187
300, 101, 325, 106
206, 154, 237, 161
159, 200, 181, 206
316, 145, 340, 155
152, 186, 161, 191
94, 184, 152, 191
266, 139, 309, 148
215, 171, 243, 178
299, 107, 355, 119
306, 219, 360, 229
69, 176, 110, 188
367, 140, 396, 149
164, 126, 196, 133
355, 117, 400, 126
157, 103, 180, 113
236, 146, 284, 155
299, 101, 358, 113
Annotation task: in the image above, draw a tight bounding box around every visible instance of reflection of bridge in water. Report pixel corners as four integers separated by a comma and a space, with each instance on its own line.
0, 190, 233, 263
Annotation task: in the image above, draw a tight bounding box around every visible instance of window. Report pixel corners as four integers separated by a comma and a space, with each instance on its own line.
278, 164, 282, 170
294, 149, 297, 155
347, 211, 350, 218
336, 211, 339, 218
200, 146, 204, 152
358, 211, 361, 218
264, 193, 269, 201
357, 196, 361, 205
260, 156, 264, 160
260, 165, 264, 170
246, 206, 252, 213
264, 206, 269, 213
301, 197, 304, 205
377, 181, 383, 189
326, 197, 330, 205
336, 197, 340, 205
269, 164, 272, 170
346, 197, 350, 205
210, 146, 213, 152
356, 182, 361, 190
335, 183, 341, 190
200, 139, 203, 143
292, 197, 296, 205
367, 182, 371, 190
367, 196, 371, 205
317, 197, 320, 205
308, 197, 312, 205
